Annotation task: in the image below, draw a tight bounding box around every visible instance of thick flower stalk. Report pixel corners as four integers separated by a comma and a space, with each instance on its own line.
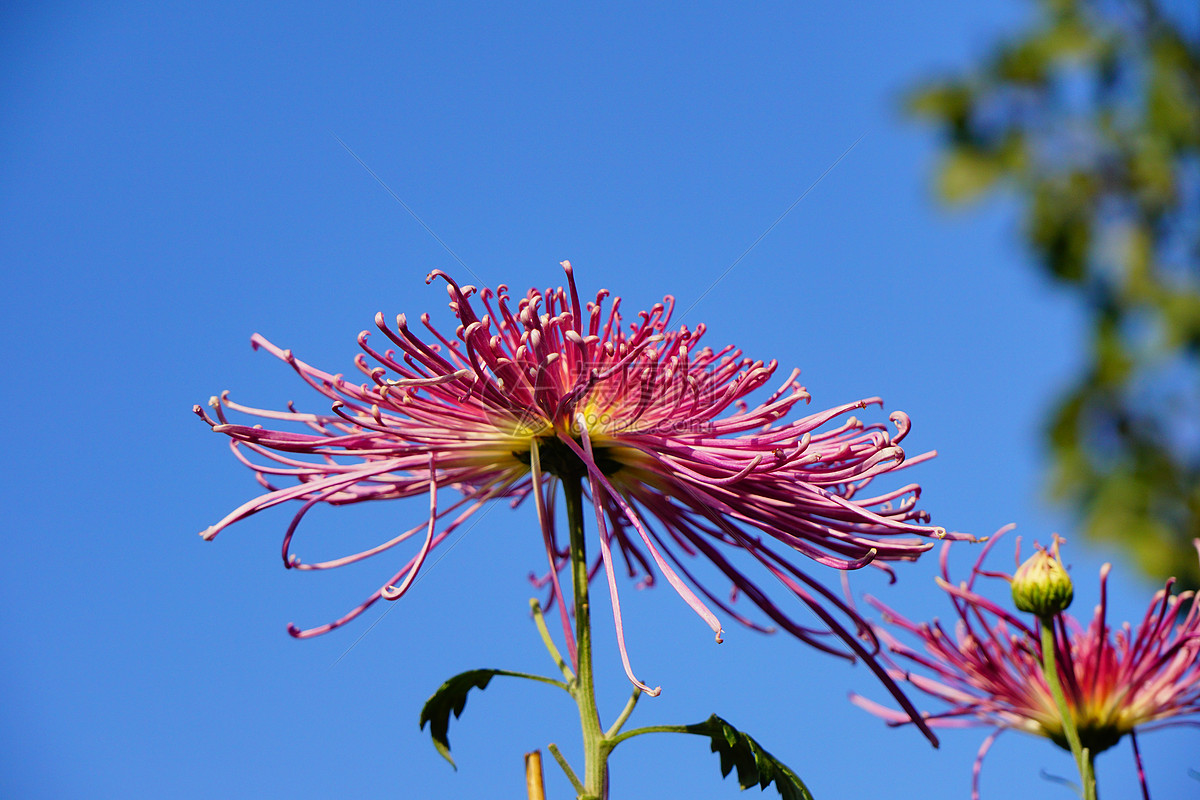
196, 262, 958, 728
853, 526, 1200, 798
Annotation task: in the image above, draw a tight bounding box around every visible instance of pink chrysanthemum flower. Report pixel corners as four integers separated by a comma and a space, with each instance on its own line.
196, 261, 958, 724
852, 526, 1200, 798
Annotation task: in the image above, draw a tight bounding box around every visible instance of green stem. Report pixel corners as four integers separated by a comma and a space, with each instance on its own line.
489, 668, 570, 693
564, 476, 609, 800
548, 743, 585, 796
604, 687, 643, 739
607, 723, 691, 748
1040, 617, 1096, 800
531, 598, 575, 682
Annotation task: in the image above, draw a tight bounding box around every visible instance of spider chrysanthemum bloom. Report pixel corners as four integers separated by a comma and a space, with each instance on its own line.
852, 526, 1200, 798
196, 261, 958, 725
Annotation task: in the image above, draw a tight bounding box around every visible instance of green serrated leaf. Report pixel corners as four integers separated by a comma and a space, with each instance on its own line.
418, 668, 501, 769
684, 714, 814, 800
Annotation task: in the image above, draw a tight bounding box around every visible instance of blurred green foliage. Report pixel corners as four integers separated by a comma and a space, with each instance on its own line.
909, 0, 1200, 588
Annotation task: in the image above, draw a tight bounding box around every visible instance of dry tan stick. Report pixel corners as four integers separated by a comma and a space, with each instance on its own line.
525, 750, 546, 800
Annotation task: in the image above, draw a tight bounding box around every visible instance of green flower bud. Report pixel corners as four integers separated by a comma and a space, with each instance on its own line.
1011, 536, 1074, 618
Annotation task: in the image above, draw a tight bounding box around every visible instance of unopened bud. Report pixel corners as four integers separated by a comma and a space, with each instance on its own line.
1011, 536, 1074, 618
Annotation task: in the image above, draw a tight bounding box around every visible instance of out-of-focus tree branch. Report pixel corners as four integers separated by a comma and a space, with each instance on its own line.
909, 0, 1200, 588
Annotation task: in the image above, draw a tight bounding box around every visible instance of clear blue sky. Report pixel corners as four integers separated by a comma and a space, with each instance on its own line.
2, 2, 1195, 798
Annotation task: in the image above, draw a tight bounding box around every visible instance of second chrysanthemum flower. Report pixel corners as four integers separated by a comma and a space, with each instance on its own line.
853, 526, 1200, 797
